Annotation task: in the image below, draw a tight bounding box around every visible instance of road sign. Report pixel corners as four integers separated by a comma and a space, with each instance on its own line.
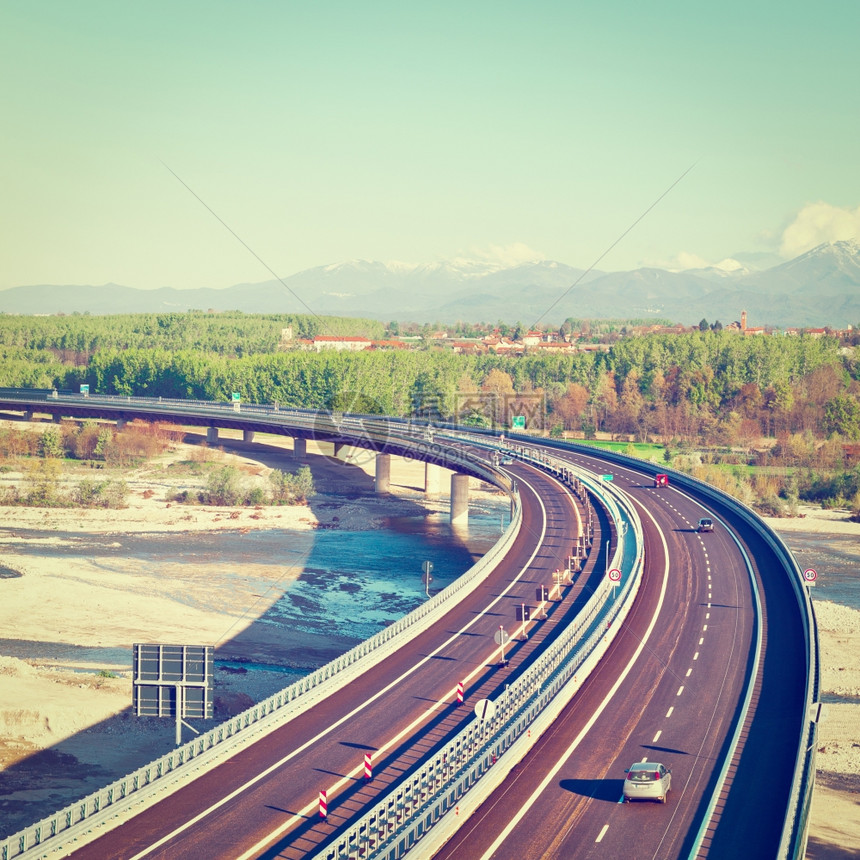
608, 568, 622, 582
516, 605, 531, 622
422, 560, 434, 576
494, 628, 510, 646
803, 568, 817, 583
601, 474, 614, 481
511, 416, 526, 429
536, 585, 548, 601
474, 698, 497, 721
133, 644, 213, 719
80, 384, 90, 397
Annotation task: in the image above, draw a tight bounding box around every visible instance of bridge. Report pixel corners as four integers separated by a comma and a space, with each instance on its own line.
0, 390, 819, 859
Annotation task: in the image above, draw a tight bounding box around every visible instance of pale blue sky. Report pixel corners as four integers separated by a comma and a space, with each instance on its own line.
2, 1, 858, 290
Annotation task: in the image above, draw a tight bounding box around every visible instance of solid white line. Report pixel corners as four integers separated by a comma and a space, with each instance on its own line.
477, 497, 671, 860
652, 730, 662, 743
666, 707, 674, 718
595, 824, 609, 843
135, 474, 557, 860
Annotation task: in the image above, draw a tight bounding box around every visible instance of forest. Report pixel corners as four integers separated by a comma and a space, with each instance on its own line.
1, 311, 859, 514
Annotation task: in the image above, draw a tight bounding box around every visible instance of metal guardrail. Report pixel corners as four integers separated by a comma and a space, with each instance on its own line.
313, 450, 645, 860
0, 397, 524, 860
530, 437, 820, 860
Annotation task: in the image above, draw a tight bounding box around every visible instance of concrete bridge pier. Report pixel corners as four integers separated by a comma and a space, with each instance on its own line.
450, 473, 470, 525
207, 427, 219, 445
243, 429, 255, 443
293, 437, 307, 462
375, 453, 391, 494
424, 462, 442, 498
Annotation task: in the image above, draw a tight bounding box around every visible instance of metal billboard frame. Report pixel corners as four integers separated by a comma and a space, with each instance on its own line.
133, 644, 214, 745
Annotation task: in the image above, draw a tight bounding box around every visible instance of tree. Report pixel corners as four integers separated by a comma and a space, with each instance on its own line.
823, 395, 860, 439
551, 383, 590, 430
38, 425, 64, 459
699, 319, 709, 332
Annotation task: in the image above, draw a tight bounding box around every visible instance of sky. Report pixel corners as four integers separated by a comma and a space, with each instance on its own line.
2, 0, 859, 292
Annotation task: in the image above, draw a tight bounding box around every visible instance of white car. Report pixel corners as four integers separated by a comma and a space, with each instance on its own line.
622, 762, 671, 803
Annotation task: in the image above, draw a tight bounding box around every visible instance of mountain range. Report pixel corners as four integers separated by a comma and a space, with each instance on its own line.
2, 240, 859, 328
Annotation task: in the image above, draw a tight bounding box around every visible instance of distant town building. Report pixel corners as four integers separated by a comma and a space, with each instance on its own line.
312, 336, 372, 352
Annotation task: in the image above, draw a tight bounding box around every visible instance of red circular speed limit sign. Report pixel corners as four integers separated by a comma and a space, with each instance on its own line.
608, 568, 622, 582
803, 568, 817, 582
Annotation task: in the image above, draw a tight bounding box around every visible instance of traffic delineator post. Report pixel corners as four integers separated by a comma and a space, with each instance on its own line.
456, 680, 464, 705
319, 790, 327, 818
364, 753, 372, 780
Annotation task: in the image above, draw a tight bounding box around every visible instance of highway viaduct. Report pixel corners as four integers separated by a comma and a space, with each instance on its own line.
0, 390, 819, 860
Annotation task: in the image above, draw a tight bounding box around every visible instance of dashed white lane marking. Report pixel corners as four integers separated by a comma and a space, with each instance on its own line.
677, 686, 685, 696
596, 824, 609, 843
686, 668, 692, 677
694, 652, 699, 660
708, 603, 712, 609
703, 624, 708, 631
699, 637, 704, 645
708, 574, 712, 581
706, 612, 710, 619
653, 730, 662, 743
666, 707, 674, 718
641, 756, 648, 762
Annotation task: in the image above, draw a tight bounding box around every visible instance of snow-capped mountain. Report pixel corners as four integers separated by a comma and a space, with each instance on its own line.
1, 241, 858, 327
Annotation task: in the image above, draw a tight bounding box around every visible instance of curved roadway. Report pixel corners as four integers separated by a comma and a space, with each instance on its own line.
68, 459, 605, 859
0, 394, 809, 859
434, 453, 758, 859
433, 445, 807, 860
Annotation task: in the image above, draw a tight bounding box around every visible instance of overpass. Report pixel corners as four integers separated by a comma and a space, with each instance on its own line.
0, 390, 819, 859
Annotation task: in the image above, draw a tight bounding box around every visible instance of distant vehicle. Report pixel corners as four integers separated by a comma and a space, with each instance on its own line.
697, 517, 715, 532
501, 456, 514, 465
654, 474, 669, 487
622, 762, 671, 803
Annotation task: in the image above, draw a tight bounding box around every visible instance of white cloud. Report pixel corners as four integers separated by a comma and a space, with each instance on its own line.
780, 202, 860, 258
647, 251, 745, 273
452, 242, 544, 269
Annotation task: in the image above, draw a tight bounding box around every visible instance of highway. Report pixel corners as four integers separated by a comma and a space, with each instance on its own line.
66, 458, 606, 859
0, 392, 814, 859
430, 446, 811, 860
434, 456, 758, 859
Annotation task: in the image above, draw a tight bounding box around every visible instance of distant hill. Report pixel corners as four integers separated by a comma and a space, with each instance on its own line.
1, 241, 858, 327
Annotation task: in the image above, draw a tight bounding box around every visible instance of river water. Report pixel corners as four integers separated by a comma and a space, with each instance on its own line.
0, 499, 511, 675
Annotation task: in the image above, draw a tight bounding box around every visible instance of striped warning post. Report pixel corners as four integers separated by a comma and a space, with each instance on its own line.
319, 790, 327, 818
364, 752, 372, 780
456, 680, 464, 705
